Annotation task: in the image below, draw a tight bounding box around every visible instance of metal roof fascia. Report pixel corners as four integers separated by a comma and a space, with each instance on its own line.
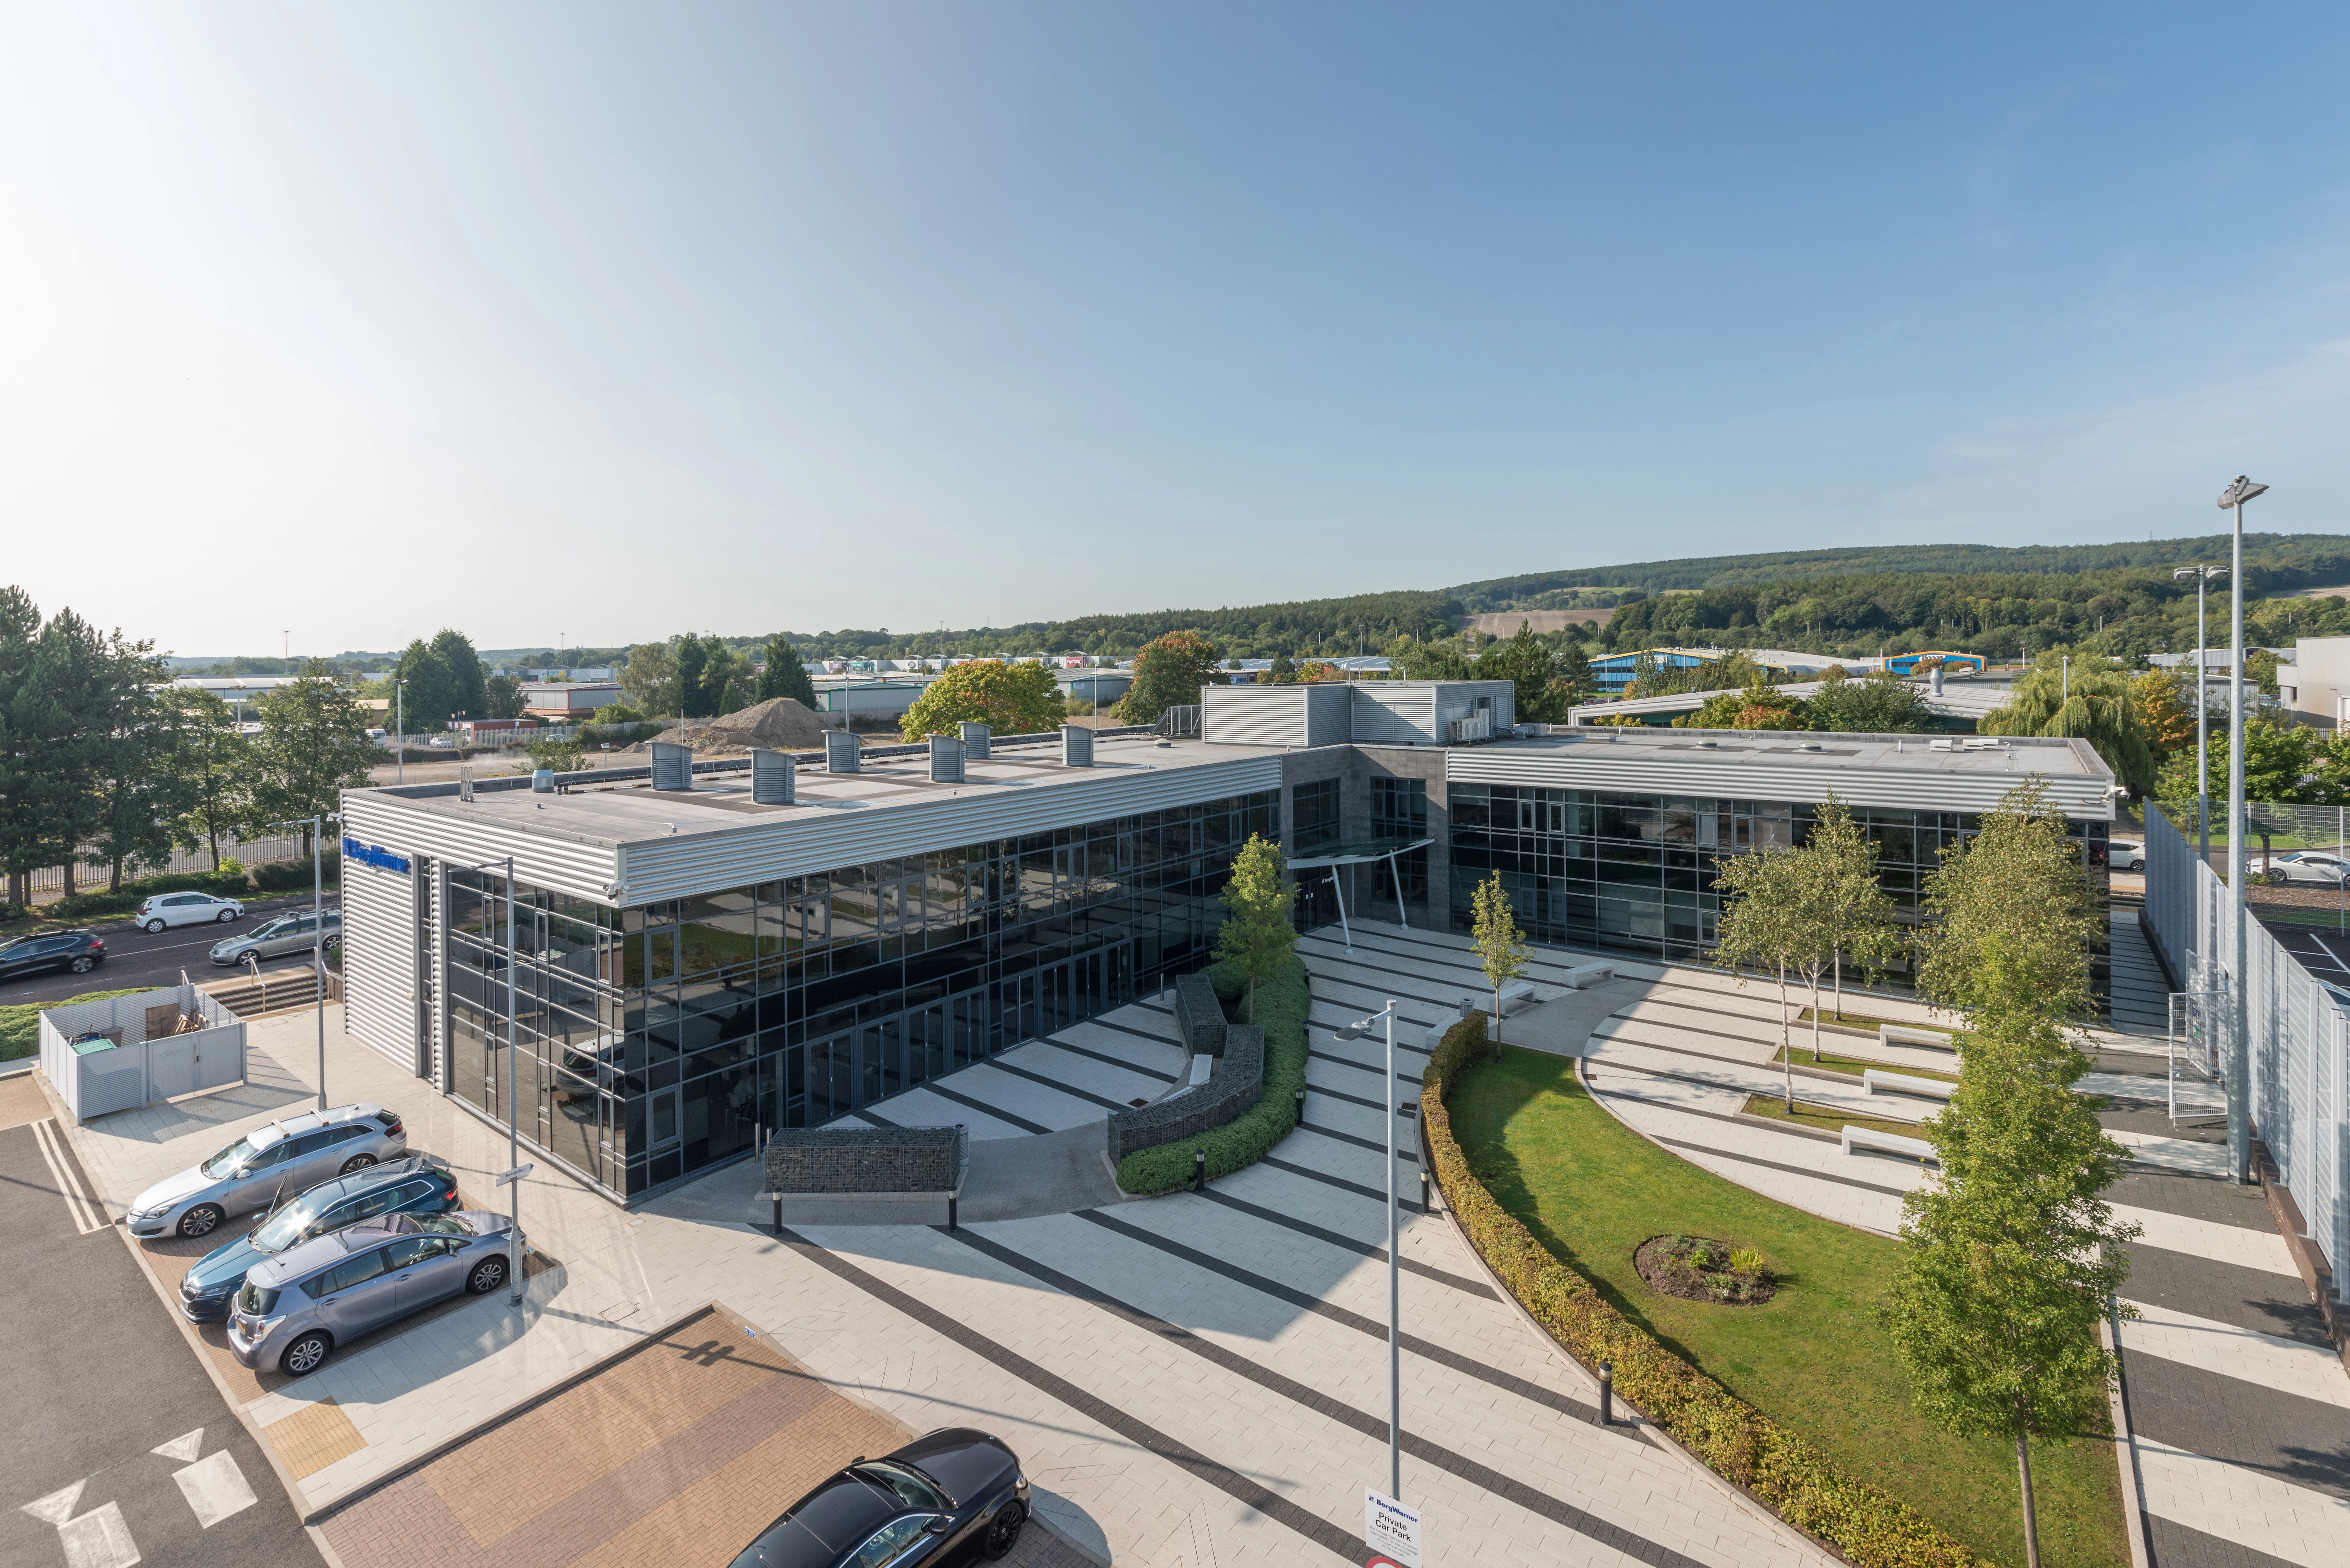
1444, 749, 2115, 820
340, 791, 624, 902
610, 752, 1284, 905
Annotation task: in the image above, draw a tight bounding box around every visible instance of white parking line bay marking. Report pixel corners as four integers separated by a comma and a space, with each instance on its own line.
29, 1119, 104, 1234
170, 1450, 256, 1529
20, 1480, 142, 1568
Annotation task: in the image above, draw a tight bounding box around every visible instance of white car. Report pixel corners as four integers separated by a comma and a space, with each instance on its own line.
2253, 851, 2350, 887
2107, 841, 2144, 872
136, 892, 246, 933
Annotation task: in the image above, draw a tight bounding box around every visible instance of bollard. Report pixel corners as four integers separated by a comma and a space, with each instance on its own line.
948, 1194, 958, 1232
1420, 1168, 1430, 1213
1294, 1086, 1305, 1122
1599, 1363, 1613, 1426
772, 1197, 782, 1236
1193, 1148, 1206, 1191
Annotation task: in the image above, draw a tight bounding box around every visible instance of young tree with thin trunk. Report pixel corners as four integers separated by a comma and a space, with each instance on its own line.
1711, 845, 1807, 1109
1809, 792, 1905, 1023
1915, 779, 2103, 1035
1212, 833, 1296, 1022
1471, 871, 1528, 1059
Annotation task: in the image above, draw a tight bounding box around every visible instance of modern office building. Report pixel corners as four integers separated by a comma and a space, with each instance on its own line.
340, 680, 2113, 1205
1586, 647, 1810, 695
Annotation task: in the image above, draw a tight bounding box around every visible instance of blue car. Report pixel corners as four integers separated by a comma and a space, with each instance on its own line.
178, 1155, 459, 1323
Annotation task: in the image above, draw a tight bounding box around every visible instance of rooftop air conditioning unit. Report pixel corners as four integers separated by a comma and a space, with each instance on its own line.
1449, 712, 1493, 744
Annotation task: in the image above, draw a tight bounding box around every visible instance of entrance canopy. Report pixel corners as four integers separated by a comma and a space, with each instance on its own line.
1285, 837, 1433, 871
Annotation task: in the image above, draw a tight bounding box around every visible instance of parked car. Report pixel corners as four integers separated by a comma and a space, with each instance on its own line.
2252, 850, 2350, 886
124, 1105, 408, 1240
0, 930, 106, 982
727, 1430, 1030, 1568
177, 1155, 459, 1322
136, 892, 245, 933
227, 1209, 515, 1376
2108, 840, 2145, 871
210, 909, 342, 967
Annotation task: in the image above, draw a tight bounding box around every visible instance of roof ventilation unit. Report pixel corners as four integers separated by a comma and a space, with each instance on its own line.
825, 730, 861, 773
458, 764, 475, 802
651, 740, 693, 791
930, 735, 966, 783
959, 721, 992, 759
750, 747, 796, 804
1062, 725, 1094, 767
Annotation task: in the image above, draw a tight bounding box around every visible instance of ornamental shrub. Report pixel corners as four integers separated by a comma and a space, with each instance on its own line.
1423, 1016, 1984, 1568
252, 852, 341, 892
1115, 957, 1309, 1194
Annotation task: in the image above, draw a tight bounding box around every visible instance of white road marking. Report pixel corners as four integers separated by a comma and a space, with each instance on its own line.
29, 1120, 104, 1234
59, 1503, 140, 1568
2111, 1203, 2301, 1276
2119, 1300, 2350, 1410
150, 1429, 204, 1463
21, 1483, 141, 1568
22, 1480, 84, 1524
2135, 1437, 2350, 1568
170, 1450, 255, 1529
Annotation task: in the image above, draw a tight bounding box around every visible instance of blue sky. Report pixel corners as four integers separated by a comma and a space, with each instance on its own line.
5, 3, 2348, 652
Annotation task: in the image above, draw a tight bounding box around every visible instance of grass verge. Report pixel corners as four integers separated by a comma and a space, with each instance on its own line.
0, 988, 151, 1060
1794, 1007, 1955, 1039
1434, 1033, 2124, 1568
1114, 958, 1308, 1194
1772, 1047, 1960, 1083
1739, 1093, 1934, 1141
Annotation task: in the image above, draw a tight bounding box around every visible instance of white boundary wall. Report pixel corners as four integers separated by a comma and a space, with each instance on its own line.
2143, 803, 2350, 1285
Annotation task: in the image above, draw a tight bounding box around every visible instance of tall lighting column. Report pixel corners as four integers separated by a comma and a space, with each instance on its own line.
2218, 476, 2266, 1185
1334, 1000, 1403, 1499
2172, 565, 2227, 970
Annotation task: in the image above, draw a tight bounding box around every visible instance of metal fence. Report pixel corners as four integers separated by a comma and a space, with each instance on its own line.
2143, 800, 2350, 1286
23, 832, 310, 898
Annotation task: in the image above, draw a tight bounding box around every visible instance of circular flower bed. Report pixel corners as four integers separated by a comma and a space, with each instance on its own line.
1635, 1233, 1776, 1305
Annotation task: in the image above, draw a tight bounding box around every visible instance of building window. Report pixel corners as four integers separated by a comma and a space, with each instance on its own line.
1292, 779, 1342, 856
1371, 777, 1428, 903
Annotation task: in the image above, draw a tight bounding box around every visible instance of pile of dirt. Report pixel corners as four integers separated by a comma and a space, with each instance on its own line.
622, 698, 833, 755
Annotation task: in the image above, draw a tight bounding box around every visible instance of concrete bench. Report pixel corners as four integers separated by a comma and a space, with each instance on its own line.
1558, 963, 1614, 990
1864, 1068, 1955, 1102
1841, 1125, 1937, 1163
1496, 980, 1541, 1015
1879, 1023, 1956, 1052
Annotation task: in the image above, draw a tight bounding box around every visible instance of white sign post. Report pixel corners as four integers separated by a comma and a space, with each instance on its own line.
1364, 1489, 1423, 1568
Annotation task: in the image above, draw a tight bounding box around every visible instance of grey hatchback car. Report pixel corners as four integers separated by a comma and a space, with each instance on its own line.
125, 1105, 408, 1239
228, 1210, 515, 1376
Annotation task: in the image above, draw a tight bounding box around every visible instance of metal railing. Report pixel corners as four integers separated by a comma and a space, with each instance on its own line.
23, 832, 310, 898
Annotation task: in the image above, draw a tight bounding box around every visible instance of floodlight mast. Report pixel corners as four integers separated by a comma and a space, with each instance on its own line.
1334, 999, 1405, 1499
2216, 477, 2265, 1184
2173, 565, 2228, 964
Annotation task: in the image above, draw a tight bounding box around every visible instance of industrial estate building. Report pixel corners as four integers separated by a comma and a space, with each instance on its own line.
338, 680, 2116, 1205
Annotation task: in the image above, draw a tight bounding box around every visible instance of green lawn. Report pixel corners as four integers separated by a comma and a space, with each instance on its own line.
1453, 1047, 2126, 1568
1772, 1046, 1960, 1083
1739, 1093, 1931, 1141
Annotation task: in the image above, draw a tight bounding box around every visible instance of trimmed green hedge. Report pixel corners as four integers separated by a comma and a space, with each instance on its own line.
1114, 958, 1310, 1194
253, 852, 339, 892
1424, 1015, 1984, 1568
0, 988, 148, 1060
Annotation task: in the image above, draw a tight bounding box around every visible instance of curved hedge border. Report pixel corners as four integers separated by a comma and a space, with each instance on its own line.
1115, 958, 1309, 1194
1424, 1015, 1985, 1568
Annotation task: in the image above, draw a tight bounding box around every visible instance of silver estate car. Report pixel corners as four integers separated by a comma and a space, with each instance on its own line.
125, 1105, 408, 1239
210, 909, 342, 966
228, 1210, 515, 1376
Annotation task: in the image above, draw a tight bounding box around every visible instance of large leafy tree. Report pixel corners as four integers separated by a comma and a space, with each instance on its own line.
28, 606, 155, 896
429, 628, 489, 720
1978, 653, 2155, 795
756, 636, 821, 708
1213, 833, 1296, 1022
392, 638, 461, 733
157, 687, 254, 869
0, 586, 68, 907
1882, 1011, 2138, 1568
699, 642, 755, 716
1115, 630, 1228, 724
620, 641, 680, 717
675, 634, 712, 718
1915, 780, 2102, 1033
2130, 665, 2198, 769
2156, 716, 2321, 805
1675, 684, 1806, 731
1802, 669, 1933, 733
252, 661, 380, 856
899, 661, 1065, 740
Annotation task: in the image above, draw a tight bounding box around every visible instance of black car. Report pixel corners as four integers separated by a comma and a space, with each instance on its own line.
0, 930, 106, 983
728, 1429, 1029, 1568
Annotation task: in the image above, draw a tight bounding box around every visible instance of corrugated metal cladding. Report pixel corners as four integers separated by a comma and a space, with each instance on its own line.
427, 863, 448, 1090
341, 859, 415, 1070
1200, 686, 1311, 747
1351, 687, 1438, 745
1445, 745, 2116, 820
614, 753, 1283, 904
341, 791, 621, 903
1304, 685, 1351, 747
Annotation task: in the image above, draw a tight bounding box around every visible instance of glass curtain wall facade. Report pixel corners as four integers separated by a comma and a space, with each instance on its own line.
1447, 783, 2108, 968
445, 788, 1278, 1199
1370, 777, 1429, 904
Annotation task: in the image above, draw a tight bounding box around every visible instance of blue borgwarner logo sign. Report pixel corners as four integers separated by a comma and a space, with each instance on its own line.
342, 836, 412, 875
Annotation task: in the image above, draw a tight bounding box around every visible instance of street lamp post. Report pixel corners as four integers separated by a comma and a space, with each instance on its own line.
394, 679, 407, 786
2172, 565, 2228, 969
2218, 476, 2267, 1186
1334, 999, 1403, 1500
